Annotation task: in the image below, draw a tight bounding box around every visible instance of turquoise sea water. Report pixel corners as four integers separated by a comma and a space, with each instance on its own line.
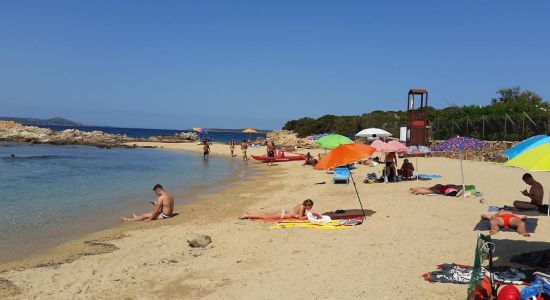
0, 142, 240, 262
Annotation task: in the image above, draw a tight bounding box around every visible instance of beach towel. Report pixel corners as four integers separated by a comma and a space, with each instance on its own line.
423, 263, 534, 285
247, 218, 308, 223
306, 211, 331, 223
511, 250, 550, 268
473, 218, 538, 233
416, 174, 442, 180
270, 219, 359, 230
502, 205, 549, 216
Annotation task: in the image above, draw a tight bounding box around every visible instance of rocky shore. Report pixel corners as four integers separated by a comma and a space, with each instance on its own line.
0, 121, 198, 148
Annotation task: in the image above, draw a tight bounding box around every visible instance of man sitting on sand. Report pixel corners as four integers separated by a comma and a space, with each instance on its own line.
409, 184, 463, 197
122, 184, 174, 222
480, 209, 530, 237
513, 173, 544, 211
239, 199, 313, 220
398, 159, 415, 179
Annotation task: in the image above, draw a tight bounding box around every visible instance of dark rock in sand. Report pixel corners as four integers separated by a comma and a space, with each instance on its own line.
187, 235, 212, 248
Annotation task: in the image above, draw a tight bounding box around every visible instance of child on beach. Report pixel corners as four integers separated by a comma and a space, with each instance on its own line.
239, 199, 313, 220
122, 184, 174, 222
480, 209, 530, 237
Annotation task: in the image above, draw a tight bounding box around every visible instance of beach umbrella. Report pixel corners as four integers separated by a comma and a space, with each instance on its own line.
432, 136, 487, 196
503, 135, 550, 160
370, 139, 390, 152
193, 128, 208, 141
314, 144, 376, 219
315, 134, 353, 149
355, 128, 392, 139
406, 145, 431, 179
504, 143, 550, 171
387, 140, 407, 153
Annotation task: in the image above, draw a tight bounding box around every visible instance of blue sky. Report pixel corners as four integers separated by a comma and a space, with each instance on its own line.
1, 1, 549, 130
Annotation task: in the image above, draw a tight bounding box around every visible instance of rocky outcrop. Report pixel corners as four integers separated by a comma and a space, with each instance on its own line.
142, 132, 198, 143
266, 130, 316, 148
0, 121, 198, 147
0, 121, 130, 147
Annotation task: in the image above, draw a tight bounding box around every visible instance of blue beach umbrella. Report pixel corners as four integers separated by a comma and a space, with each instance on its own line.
503, 135, 550, 160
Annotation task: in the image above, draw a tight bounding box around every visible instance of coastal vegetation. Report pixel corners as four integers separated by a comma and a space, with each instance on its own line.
283, 87, 550, 141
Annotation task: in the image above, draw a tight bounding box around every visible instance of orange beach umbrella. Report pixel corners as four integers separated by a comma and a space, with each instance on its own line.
314, 144, 376, 219
314, 144, 376, 170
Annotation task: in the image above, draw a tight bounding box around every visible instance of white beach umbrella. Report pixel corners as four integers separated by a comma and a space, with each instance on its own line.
355, 128, 392, 139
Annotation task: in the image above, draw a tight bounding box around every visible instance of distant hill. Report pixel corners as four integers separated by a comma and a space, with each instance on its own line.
0, 117, 83, 126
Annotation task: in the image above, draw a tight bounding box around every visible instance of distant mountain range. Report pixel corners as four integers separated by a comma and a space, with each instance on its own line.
0, 117, 83, 126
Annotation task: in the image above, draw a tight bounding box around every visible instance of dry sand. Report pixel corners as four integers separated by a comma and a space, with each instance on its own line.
1, 142, 549, 299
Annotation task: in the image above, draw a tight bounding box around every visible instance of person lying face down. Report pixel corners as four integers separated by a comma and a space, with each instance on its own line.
480, 209, 530, 237
409, 184, 463, 197
239, 199, 314, 220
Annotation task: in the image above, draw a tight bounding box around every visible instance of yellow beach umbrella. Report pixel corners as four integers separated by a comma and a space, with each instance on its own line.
242, 128, 257, 133
504, 143, 550, 171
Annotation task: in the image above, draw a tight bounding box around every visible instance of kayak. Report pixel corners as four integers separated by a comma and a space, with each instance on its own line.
251, 154, 305, 162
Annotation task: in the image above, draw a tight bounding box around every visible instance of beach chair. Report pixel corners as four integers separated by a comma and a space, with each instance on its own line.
333, 167, 350, 184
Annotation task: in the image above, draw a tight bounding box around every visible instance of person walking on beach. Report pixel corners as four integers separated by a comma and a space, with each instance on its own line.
229, 139, 236, 157
241, 140, 249, 162
513, 173, 544, 211
203, 141, 211, 160
122, 184, 174, 222
266, 139, 276, 166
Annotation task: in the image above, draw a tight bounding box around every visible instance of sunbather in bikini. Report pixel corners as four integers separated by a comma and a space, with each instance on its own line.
239, 199, 313, 220
480, 209, 530, 237
409, 184, 463, 196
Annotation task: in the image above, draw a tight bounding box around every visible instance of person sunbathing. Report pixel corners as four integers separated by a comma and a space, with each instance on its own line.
239, 199, 313, 220
409, 184, 463, 196
480, 210, 530, 237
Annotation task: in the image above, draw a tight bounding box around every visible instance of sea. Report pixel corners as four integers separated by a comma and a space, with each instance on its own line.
0, 127, 266, 263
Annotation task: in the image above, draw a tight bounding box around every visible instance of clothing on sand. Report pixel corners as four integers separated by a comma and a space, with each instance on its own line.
423, 263, 534, 285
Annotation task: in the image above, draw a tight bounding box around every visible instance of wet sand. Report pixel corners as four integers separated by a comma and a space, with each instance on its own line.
1, 142, 549, 299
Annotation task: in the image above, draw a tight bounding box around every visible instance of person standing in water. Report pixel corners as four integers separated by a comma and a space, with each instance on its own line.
122, 184, 174, 222
203, 141, 211, 160
229, 139, 236, 157
10, 154, 16, 160
241, 140, 249, 162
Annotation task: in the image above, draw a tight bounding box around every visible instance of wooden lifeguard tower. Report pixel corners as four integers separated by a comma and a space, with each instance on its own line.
406, 89, 429, 146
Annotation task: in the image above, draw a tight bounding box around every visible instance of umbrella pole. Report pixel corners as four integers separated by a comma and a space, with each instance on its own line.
460, 151, 466, 197
415, 156, 419, 180
349, 171, 367, 220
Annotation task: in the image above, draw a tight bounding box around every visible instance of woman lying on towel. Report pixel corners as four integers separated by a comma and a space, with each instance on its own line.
239, 199, 313, 220
409, 184, 463, 197
481, 210, 530, 237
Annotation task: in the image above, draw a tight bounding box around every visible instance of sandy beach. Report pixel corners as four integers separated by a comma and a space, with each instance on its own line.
1, 142, 549, 299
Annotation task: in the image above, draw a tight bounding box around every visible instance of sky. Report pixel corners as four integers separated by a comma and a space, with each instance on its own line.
1, 1, 549, 130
